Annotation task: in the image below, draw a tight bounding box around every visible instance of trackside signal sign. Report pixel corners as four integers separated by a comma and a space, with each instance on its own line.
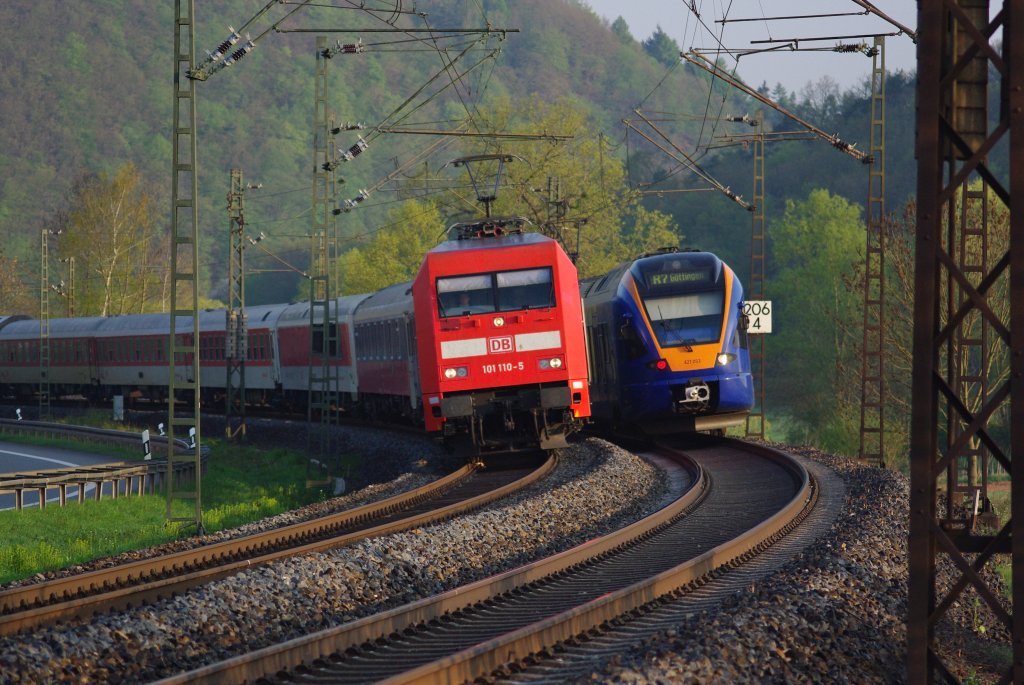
742, 301, 772, 334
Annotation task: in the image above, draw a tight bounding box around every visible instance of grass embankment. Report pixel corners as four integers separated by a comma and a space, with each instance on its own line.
0, 440, 329, 585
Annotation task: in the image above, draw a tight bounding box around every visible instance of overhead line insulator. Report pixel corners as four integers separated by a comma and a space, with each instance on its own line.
323, 39, 365, 58
333, 189, 370, 214
330, 122, 367, 134
338, 137, 369, 162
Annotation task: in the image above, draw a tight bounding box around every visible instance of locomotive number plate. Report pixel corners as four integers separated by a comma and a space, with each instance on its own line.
482, 361, 525, 374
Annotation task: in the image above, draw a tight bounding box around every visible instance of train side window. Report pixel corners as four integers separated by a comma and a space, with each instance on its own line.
312, 324, 325, 355
588, 326, 604, 386
618, 316, 646, 360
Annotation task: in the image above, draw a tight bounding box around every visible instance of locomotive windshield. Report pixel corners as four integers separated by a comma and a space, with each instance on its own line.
643, 291, 724, 347
633, 251, 726, 347
438, 267, 554, 317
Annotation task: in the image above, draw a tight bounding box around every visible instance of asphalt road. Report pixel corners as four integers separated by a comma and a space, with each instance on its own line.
0, 441, 126, 511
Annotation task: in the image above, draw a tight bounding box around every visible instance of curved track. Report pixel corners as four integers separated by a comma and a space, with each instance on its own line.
156, 437, 815, 685
0, 453, 555, 636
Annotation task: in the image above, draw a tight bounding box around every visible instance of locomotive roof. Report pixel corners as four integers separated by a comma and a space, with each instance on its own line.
630, 250, 724, 286
428, 231, 555, 255
582, 250, 726, 301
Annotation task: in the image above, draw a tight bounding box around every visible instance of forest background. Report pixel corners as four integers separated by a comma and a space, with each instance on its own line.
0, 0, 1010, 470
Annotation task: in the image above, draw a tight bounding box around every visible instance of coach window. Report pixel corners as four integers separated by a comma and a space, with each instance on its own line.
437, 274, 494, 317
497, 268, 554, 312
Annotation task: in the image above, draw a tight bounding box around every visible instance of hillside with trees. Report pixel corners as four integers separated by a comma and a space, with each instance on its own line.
0, 1, 914, 302
0, 0, 938, 463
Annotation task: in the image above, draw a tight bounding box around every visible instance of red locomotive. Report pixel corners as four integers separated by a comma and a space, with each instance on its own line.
412, 217, 590, 453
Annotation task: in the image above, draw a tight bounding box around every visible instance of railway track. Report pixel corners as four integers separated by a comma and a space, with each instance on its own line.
0, 452, 555, 636
155, 437, 816, 685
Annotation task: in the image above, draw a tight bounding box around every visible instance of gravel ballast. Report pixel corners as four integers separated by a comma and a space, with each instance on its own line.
0, 437, 669, 684
567, 444, 1011, 685
1, 437, 1010, 684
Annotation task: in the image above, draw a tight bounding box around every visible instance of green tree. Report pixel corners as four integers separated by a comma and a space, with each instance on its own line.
642, 26, 681, 67
52, 163, 167, 316
881, 186, 1013, 472
611, 17, 633, 43
766, 188, 864, 451
0, 249, 33, 314
337, 199, 446, 294
456, 95, 680, 277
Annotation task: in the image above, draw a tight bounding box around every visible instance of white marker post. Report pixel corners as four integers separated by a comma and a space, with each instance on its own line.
742, 301, 773, 334
141, 429, 152, 460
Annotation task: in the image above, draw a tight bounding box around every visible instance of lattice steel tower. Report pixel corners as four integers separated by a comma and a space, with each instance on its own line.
168, 0, 203, 532
307, 36, 341, 476
909, 1, 1022, 680
226, 168, 247, 440
744, 111, 766, 439
859, 35, 887, 467
39, 230, 51, 419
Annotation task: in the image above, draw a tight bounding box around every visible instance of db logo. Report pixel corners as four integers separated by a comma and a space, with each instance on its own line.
489, 336, 514, 353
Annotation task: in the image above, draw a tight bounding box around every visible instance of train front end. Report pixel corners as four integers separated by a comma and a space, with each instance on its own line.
412, 225, 590, 454
615, 249, 754, 433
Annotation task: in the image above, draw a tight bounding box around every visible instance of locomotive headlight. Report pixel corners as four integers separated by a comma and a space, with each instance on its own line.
444, 366, 468, 379
493, 316, 505, 327
716, 353, 736, 366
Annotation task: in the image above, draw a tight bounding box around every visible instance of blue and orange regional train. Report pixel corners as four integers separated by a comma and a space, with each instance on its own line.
581, 248, 754, 435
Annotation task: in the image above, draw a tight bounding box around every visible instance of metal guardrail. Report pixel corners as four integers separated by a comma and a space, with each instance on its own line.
0, 419, 208, 510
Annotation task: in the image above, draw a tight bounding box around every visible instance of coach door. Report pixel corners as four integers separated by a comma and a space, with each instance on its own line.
403, 313, 420, 412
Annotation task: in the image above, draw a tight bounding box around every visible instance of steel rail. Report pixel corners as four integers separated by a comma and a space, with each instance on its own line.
153, 449, 706, 685
384, 440, 813, 685
156, 439, 810, 685
0, 454, 556, 635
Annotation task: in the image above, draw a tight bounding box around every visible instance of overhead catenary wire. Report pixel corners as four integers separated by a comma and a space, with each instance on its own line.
623, 109, 751, 210
683, 50, 871, 163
